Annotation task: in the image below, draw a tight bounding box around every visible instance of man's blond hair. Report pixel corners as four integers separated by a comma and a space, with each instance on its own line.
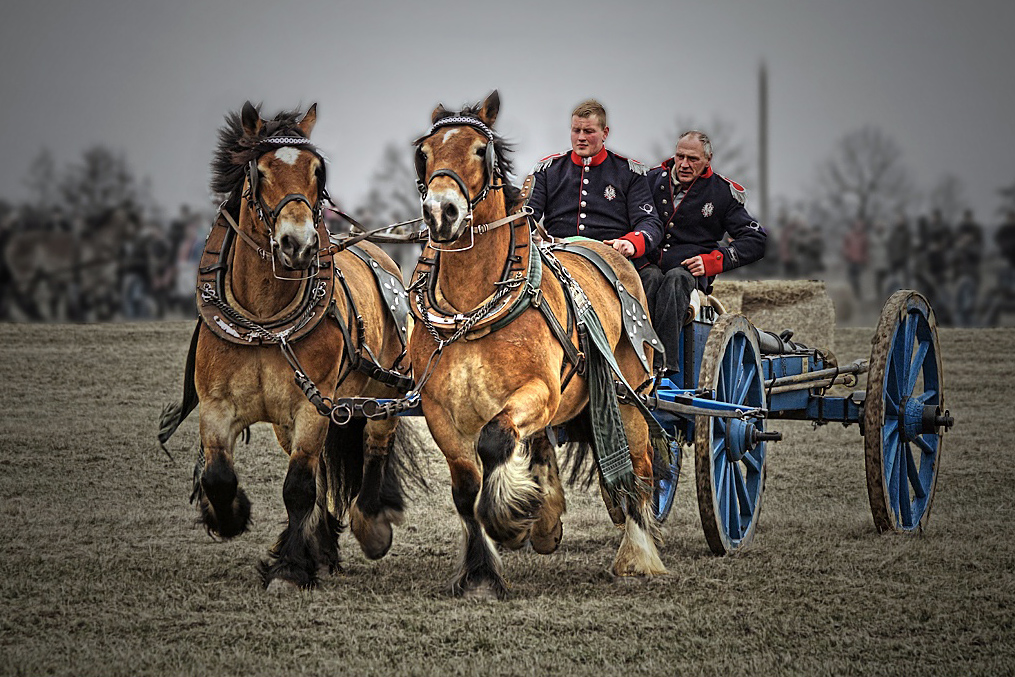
572, 99, 607, 129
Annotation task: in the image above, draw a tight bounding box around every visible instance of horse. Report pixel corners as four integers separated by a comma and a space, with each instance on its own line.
0, 206, 133, 321
408, 91, 668, 599
159, 102, 418, 590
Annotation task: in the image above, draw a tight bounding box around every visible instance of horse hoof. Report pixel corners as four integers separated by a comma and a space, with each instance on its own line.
530, 518, 563, 555
265, 577, 302, 595
460, 582, 503, 602
351, 508, 399, 560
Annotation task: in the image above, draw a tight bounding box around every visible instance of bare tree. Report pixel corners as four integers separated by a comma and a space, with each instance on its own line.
999, 180, 1015, 216
651, 115, 754, 186
354, 141, 423, 279
355, 142, 421, 231
811, 126, 914, 230
925, 173, 969, 226
23, 148, 59, 210
58, 146, 141, 219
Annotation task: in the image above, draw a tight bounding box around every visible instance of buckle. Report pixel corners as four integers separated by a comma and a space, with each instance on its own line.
529, 287, 544, 308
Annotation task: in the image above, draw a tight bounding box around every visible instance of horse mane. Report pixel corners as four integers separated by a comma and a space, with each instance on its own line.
432, 104, 523, 212
211, 105, 320, 215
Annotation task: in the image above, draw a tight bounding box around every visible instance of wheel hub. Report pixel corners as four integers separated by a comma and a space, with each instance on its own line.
726, 418, 757, 462
899, 397, 953, 441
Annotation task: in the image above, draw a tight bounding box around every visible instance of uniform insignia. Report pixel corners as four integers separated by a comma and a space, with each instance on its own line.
604, 185, 617, 201
702, 202, 714, 217
627, 158, 648, 176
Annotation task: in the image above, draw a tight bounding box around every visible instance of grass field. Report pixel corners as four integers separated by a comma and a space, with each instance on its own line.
1, 321, 1013, 675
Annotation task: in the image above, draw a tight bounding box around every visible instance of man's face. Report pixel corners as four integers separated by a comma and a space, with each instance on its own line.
674, 136, 710, 186
570, 115, 608, 158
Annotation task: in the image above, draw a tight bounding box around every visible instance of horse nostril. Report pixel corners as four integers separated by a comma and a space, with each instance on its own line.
442, 203, 459, 224
422, 205, 436, 228
280, 234, 295, 253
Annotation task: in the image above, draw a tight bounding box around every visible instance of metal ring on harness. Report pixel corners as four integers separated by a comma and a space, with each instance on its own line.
330, 400, 354, 426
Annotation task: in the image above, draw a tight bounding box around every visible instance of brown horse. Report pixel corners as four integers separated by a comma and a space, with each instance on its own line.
162, 102, 417, 590
409, 91, 667, 599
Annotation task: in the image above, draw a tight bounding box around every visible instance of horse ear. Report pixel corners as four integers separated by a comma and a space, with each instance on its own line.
478, 90, 500, 128
241, 101, 263, 137
431, 103, 448, 124
298, 103, 317, 138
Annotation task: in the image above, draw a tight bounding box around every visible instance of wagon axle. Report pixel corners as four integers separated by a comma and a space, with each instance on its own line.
725, 418, 783, 462
899, 398, 953, 441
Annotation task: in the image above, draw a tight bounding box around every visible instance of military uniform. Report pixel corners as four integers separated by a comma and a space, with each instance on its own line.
646, 159, 766, 281
527, 147, 663, 261
641, 159, 767, 373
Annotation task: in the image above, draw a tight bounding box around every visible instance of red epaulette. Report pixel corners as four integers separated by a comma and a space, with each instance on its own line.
717, 173, 747, 204
532, 151, 567, 172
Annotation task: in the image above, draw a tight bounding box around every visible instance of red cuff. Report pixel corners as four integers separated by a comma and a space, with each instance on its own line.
702, 249, 724, 276
619, 232, 647, 258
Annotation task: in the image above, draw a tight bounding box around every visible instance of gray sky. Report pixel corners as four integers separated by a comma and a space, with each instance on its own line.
2, 0, 1013, 223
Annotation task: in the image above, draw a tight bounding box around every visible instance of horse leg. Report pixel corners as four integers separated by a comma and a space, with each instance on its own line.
425, 400, 509, 599
528, 432, 565, 554
194, 403, 251, 539
610, 404, 668, 578
258, 417, 337, 590
474, 409, 544, 550
447, 455, 509, 600
349, 417, 405, 560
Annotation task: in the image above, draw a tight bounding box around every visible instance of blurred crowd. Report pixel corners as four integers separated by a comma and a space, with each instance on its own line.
0, 203, 213, 322
760, 208, 1015, 326
3, 198, 1015, 327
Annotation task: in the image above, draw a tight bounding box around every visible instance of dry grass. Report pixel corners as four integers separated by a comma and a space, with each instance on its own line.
0, 321, 1012, 675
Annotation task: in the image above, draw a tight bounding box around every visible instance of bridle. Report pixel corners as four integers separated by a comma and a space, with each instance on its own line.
234, 135, 330, 280
414, 115, 518, 252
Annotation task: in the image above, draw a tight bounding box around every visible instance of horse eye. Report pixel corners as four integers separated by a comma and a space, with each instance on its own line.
475, 145, 488, 157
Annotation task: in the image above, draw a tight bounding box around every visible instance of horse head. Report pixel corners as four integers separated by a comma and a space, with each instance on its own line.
233, 102, 327, 272
414, 91, 505, 245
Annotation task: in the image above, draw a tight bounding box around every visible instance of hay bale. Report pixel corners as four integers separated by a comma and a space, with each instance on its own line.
711, 279, 836, 354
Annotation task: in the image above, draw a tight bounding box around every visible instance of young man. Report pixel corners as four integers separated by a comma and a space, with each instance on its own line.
526, 99, 663, 262
642, 131, 767, 374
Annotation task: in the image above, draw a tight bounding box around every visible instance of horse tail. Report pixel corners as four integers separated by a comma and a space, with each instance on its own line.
388, 419, 431, 498
323, 417, 367, 524
323, 416, 430, 524
158, 321, 201, 455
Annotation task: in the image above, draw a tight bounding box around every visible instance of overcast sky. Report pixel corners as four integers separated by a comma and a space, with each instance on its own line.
2, 0, 1013, 225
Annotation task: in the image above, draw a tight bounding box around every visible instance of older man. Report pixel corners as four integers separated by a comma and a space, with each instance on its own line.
642, 130, 767, 374
526, 99, 663, 263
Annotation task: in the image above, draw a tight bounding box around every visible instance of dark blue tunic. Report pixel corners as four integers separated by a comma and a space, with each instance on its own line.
527, 147, 663, 261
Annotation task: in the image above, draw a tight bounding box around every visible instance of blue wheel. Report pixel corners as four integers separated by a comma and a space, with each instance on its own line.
864, 290, 950, 533
694, 314, 767, 555
651, 436, 682, 522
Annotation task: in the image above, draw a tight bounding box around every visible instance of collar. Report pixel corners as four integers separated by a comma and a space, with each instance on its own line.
670, 163, 713, 188
570, 146, 608, 167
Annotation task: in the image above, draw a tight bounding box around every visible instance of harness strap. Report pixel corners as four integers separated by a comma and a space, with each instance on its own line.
330, 260, 414, 394
545, 241, 662, 374
221, 207, 270, 260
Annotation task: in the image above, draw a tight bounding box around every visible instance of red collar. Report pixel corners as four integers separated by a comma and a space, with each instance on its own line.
671, 163, 713, 187
570, 147, 608, 166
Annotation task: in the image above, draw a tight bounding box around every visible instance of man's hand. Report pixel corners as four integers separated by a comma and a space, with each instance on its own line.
682, 255, 705, 276
604, 239, 635, 258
